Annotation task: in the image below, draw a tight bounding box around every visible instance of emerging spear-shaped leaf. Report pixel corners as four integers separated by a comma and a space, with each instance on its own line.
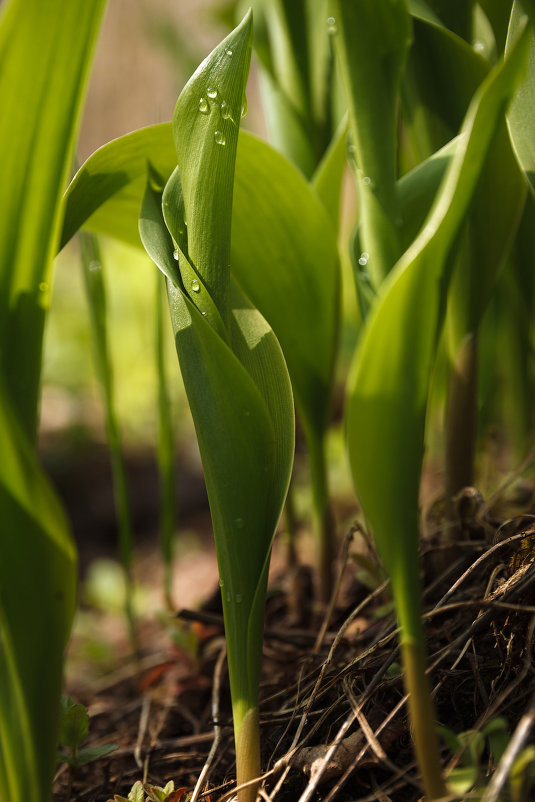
139, 14, 294, 801
60, 121, 341, 602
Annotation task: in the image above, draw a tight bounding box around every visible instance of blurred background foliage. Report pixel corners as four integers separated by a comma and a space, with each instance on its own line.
43, 0, 535, 612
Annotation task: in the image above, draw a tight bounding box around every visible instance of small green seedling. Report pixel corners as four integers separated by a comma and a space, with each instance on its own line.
109, 780, 145, 802
440, 717, 535, 800
110, 780, 190, 802
57, 697, 118, 768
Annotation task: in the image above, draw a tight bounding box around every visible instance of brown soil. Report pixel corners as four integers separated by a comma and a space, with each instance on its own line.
48, 447, 535, 802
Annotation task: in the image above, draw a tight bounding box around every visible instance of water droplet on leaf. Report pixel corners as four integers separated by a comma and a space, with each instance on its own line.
219, 578, 224, 588
226, 49, 233, 56
358, 252, 369, 266
39, 282, 48, 293
214, 130, 226, 146
241, 96, 248, 118
327, 16, 337, 34
220, 100, 233, 121
198, 97, 209, 114
173, 248, 179, 261
191, 279, 200, 293
207, 87, 217, 99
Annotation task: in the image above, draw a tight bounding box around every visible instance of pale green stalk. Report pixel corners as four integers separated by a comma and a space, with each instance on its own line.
79, 231, 138, 653
155, 270, 176, 611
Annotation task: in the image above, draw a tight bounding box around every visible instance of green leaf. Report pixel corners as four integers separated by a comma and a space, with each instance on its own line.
0, 382, 77, 802
231, 133, 340, 441
74, 744, 119, 766
61, 126, 340, 451
129, 781, 146, 802
58, 703, 89, 748
507, 1, 535, 194
402, 11, 489, 160
0, 1, 105, 800
480, 0, 515, 54
60, 123, 176, 250
253, 0, 337, 178
346, 19, 530, 641
329, 0, 412, 285
139, 16, 294, 773
446, 121, 526, 354
311, 114, 349, 228
447, 765, 479, 795
142, 189, 294, 725
172, 9, 252, 325
419, 0, 475, 39
0, 0, 106, 442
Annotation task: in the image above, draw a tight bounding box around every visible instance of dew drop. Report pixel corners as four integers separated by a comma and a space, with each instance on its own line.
198, 97, 209, 114
39, 281, 48, 293
207, 87, 218, 99
218, 578, 224, 588
173, 248, 179, 261
191, 278, 200, 293
241, 96, 248, 118
358, 252, 369, 266
327, 15, 337, 34
214, 130, 226, 146
226, 591, 231, 603
235, 594, 243, 604
220, 100, 233, 121
473, 40, 485, 54
235, 517, 244, 529
88, 260, 100, 273
201, 311, 207, 317
362, 175, 373, 186
226, 48, 233, 56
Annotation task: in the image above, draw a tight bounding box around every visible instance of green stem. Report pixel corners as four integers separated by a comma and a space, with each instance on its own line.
235, 706, 261, 802
401, 637, 447, 800
79, 231, 138, 655
283, 481, 298, 571
308, 430, 335, 604
445, 332, 478, 511
155, 272, 176, 611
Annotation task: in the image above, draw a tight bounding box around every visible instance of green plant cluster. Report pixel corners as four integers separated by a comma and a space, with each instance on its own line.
2, 2, 535, 802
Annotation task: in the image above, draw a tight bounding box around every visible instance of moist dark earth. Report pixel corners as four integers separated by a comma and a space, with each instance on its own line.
46, 437, 535, 802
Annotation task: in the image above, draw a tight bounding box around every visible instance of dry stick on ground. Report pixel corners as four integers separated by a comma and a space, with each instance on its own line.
478, 447, 535, 520
432, 531, 535, 611
302, 546, 535, 800
262, 528, 364, 799
314, 526, 359, 652
190, 645, 227, 802
135, 693, 151, 774
206, 536, 533, 801
266, 579, 393, 800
